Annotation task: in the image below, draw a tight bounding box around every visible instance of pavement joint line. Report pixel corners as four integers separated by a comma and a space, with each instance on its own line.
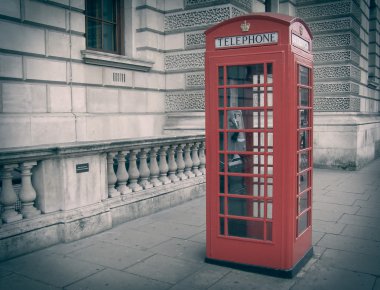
61, 267, 108, 289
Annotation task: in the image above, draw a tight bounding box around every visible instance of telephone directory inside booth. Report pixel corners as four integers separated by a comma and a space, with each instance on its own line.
205, 13, 314, 277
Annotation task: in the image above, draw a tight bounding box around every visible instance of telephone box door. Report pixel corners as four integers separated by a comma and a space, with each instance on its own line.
207, 52, 286, 269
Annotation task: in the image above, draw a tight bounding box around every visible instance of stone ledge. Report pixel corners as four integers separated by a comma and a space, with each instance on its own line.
81, 50, 154, 72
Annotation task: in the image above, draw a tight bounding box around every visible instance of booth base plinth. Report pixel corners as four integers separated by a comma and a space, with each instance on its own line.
205, 247, 313, 279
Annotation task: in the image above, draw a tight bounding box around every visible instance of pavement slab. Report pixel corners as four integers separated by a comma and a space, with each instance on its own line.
341, 224, 380, 241
0, 273, 59, 290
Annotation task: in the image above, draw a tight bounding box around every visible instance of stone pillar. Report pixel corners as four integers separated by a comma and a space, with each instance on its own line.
168, 145, 179, 183
176, 144, 187, 180
149, 146, 163, 187
116, 151, 132, 195
138, 148, 153, 189
0, 164, 23, 223
184, 143, 195, 178
199, 141, 206, 175
158, 146, 171, 185
19, 162, 41, 218
128, 149, 143, 192
107, 152, 120, 198
191, 142, 201, 176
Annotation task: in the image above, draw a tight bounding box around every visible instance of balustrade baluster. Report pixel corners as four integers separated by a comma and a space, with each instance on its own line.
184, 143, 195, 178
168, 145, 179, 183
19, 162, 41, 218
199, 141, 206, 175
128, 149, 143, 192
191, 142, 201, 177
149, 146, 162, 187
176, 144, 187, 181
138, 148, 153, 189
116, 151, 132, 195
107, 152, 120, 198
0, 164, 23, 223
158, 146, 171, 185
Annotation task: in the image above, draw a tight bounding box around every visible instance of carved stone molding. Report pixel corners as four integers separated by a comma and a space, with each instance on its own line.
314, 65, 360, 81
297, 1, 351, 19
314, 97, 360, 112
165, 91, 205, 112
165, 51, 205, 71
314, 50, 359, 65
185, 31, 206, 49
184, 0, 252, 12
186, 72, 205, 88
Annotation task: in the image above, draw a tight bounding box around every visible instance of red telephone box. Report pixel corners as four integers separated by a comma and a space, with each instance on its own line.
205, 13, 313, 277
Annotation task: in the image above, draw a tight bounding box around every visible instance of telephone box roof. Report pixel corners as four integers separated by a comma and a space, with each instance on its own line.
205, 12, 313, 40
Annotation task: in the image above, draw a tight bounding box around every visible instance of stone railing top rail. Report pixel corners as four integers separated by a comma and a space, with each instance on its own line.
0, 134, 206, 165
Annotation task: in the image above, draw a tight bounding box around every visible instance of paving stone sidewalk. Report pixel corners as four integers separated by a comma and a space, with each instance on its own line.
1, 158, 379, 290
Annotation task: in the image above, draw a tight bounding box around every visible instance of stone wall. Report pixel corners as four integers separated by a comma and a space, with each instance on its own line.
0, 0, 166, 149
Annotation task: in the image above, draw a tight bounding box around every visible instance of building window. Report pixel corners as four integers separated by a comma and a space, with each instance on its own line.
85, 0, 121, 53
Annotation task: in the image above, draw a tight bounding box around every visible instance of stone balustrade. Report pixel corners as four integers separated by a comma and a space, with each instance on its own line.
0, 134, 205, 260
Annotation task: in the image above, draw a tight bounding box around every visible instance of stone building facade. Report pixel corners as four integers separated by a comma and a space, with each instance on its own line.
0, 0, 379, 169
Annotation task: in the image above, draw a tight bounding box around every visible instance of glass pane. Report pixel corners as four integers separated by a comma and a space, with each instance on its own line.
87, 0, 101, 18
266, 222, 272, 241
220, 218, 225, 235
219, 175, 225, 193
253, 177, 265, 197
219, 154, 225, 172
103, 0, 115, 22
252, 111, 265, 129
227, 64, 264, 85
228, 219, 264, 240
218, 88, 224, 107
299, 65, 309, 85
299, 88, 309, 107
218, 66, 224, 85
299, 109, 309, 128
87, 19, 102, 49
298, 191, 309, 214
227, 87, 264, 107
227, 175, 265, 196
219, 110, 224, 129
267, 155, 273, 175
267, 110, 273, 128
267, 63, 273, 84
297, 212, 309, 235
299, 130, 309, 149
267, 202, 272, 219
220, 196, 225, 214
103, 23, 115, 51
267, 177, 273, 197
268, 133, 273, 152
219, 132, 224, 150
227, 154, 265, 175
298, 171, 309, 192
299, 151, 309, 171
228, 197, 250, 217
267, 87, 273, 106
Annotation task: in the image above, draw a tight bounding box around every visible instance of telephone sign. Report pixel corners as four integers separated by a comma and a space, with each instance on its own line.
205, 13, 314, 277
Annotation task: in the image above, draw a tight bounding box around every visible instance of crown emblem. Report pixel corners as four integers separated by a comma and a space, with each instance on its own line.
240, 20, 250, 32
299, 25, 304, 35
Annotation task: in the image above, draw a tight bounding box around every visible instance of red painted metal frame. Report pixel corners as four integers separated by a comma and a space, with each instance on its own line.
205, 13, 313, 272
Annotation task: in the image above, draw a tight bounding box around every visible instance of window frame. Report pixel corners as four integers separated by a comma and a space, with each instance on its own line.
85, 0, 123, 54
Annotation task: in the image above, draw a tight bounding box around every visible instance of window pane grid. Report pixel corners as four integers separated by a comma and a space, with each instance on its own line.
218, 62, 274, 241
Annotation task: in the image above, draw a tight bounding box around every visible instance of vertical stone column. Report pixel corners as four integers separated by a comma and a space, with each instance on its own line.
0, 164, 23, 223
149, 146, 163, 187
199, 141, 206, 175
138, 148, 153, 189
107, 152, 120, 198
158, 146, 171, 185
116, 151, 132, 195
191, 142, 201, 176
184, 143, 195, 178
128, 149, 143, 192
168, 145, 179, 183
19, 162, 41, 218
176, 144, 187, 180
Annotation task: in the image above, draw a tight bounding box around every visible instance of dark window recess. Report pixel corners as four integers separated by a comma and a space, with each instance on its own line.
113, 72, 125, 83
85, 0, 121, 53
